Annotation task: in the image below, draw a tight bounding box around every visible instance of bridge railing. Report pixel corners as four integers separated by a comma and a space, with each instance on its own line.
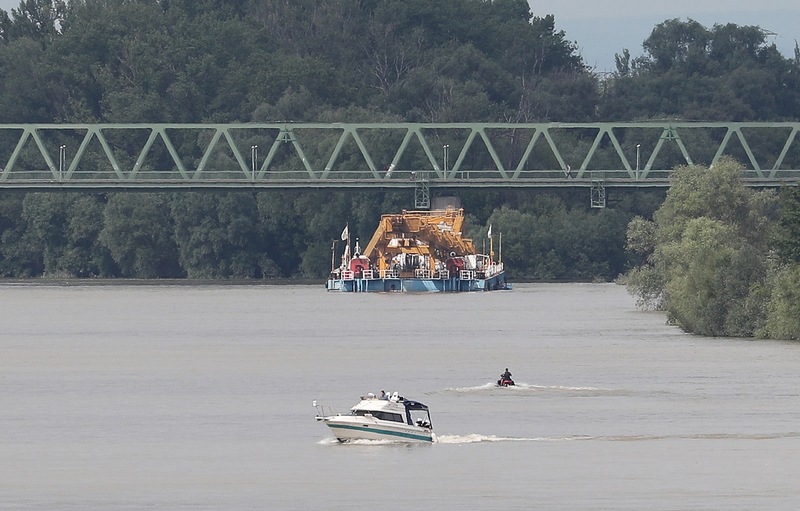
0, 122, 798, 189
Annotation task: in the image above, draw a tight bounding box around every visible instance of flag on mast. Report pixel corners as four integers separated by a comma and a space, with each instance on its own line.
341, 224, 349, 241
487, 224, 492, 238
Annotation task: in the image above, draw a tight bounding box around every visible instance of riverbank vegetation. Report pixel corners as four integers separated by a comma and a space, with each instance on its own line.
1, 1, 800, 339
0, 189, 662, 280
625, 159, 800, 340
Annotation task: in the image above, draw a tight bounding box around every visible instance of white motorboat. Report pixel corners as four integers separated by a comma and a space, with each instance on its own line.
315, 392, 435, 443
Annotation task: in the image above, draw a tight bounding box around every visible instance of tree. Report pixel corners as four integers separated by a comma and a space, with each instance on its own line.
764, 265, 800, 340
761, 186, 800, 340
19, 192, 116, 277
773, 186, 800, 265
171, 192, 264, 278
625, 158, 779, 336
0, 192, 43, 276
100, 193, 182, 278
3, 0, 66, 44
481, 194, 633, 281
600, 19, 800, 121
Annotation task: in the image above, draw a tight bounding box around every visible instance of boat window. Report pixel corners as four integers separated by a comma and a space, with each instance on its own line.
353, 410, 404, 422
408, 409, 432, 428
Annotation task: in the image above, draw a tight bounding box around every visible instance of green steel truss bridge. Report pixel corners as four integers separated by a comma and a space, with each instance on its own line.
1, 122, 799, 203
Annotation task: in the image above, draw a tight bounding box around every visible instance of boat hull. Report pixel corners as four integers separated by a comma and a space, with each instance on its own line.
322, 417, 434, 443
327, 271, 509, 293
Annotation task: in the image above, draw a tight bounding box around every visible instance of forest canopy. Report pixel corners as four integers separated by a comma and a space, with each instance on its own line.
1, 1, 796, 125
0, 0, 591, 124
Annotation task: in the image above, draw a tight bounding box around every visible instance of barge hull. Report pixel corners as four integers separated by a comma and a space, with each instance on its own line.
327, 272, 508, 292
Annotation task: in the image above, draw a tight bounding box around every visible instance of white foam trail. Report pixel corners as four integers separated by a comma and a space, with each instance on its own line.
443, 382, 496, 392
523, 384, 616, 392
321, 432, 800, 446
435, 432, 800, 444
443, 382, 616, 393
317, 437, 405, 446
435, 434, 579, 444
343, 438, 400, 445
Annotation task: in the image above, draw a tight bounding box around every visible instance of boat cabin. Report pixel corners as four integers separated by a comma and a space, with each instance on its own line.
351, 396, 432, 429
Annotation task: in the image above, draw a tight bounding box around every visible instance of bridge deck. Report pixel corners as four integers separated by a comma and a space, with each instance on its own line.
1, 122, 798, 190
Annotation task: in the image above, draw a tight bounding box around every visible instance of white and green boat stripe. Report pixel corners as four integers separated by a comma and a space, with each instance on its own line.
328, 424, 433, 442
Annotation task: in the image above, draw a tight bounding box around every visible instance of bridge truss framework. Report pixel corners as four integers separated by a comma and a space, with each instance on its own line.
0, 122, 798, 193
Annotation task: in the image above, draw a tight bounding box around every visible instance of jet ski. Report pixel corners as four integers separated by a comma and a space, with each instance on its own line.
497, 377, 515, 387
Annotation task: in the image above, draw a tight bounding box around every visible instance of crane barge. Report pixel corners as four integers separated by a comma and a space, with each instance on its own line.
327, 208, 508, 292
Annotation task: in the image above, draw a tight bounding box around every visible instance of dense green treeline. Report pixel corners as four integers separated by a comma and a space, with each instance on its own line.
625, 158, 800, 340
0, 0, 588, 123
0, 189, 662, 280
605, 19, 800, 121
1, 0, 800, 302
2, 1, 798, 124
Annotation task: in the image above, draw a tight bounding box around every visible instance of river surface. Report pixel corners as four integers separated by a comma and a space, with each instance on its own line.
2, 282, 799, 510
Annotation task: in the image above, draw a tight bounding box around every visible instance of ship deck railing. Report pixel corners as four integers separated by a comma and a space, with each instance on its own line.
337, 266, 500, 281
485, 263, 504, 278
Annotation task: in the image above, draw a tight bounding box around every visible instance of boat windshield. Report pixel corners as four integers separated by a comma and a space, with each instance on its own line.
353, 410, 404, 423
408, 409, 432, 428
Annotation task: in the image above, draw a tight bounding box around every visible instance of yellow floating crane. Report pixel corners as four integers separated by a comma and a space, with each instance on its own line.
362, 208, 476, 276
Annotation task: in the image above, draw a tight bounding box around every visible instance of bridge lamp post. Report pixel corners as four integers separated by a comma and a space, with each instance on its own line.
251, 145, 258, 182
636, 144, 641, 180
59, 145, 66, 181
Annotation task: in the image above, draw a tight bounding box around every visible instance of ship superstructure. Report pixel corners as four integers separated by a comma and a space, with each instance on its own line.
327, 208, 508, 292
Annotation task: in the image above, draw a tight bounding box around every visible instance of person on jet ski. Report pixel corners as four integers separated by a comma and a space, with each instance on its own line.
501, 368, 512, 381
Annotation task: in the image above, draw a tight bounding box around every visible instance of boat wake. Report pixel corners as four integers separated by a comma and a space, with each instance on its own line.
430, 432, 800, 444
320, 431, 800, 445
435, 434, 579, 443
442, 382, 621, 395
441, 382, 497, 393
317, 437, 421, 446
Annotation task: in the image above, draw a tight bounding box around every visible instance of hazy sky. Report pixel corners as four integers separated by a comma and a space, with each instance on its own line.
0, 0, 797, 73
